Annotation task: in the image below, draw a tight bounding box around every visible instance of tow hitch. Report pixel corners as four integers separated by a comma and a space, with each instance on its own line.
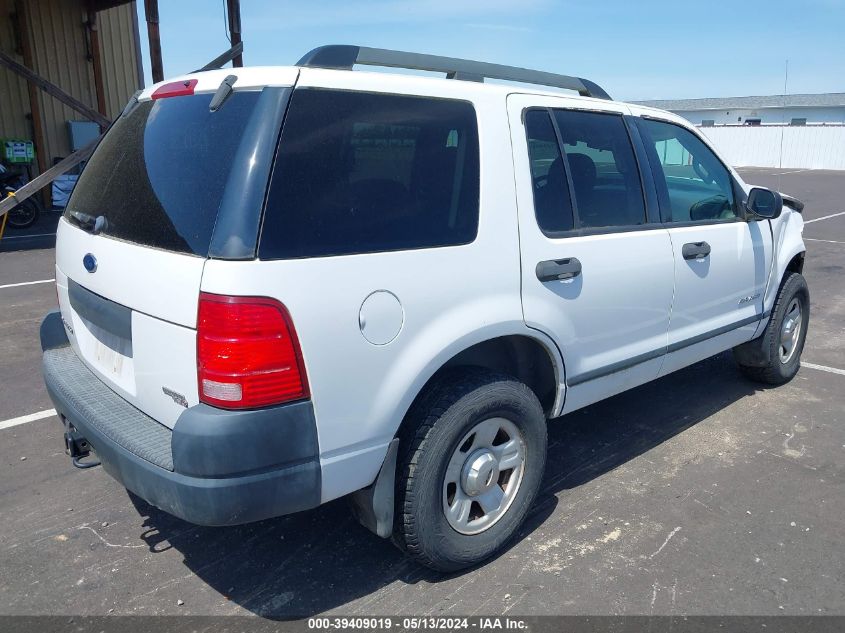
63, 418, 101, 469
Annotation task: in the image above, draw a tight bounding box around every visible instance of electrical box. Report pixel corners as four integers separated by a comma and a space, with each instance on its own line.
67, 121, 100, 152
3, 139, 35, 164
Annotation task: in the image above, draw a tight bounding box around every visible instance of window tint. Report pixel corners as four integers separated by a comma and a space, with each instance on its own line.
259, 89, 479, 259
66, 92, 261, 256
640, 119, 737, 223
553, 110, 646, 229
524, 110, 574, 234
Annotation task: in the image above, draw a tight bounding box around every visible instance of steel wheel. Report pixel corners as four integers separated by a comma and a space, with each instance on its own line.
779, 298, 802, 364
442, 417, 526, 535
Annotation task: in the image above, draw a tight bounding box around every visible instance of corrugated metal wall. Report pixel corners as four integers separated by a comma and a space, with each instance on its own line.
700, 126, 845, 170
0, 0, 140, 170
26, 0, 97, 163
98, 4, 141, 118
0, 0, 33, 141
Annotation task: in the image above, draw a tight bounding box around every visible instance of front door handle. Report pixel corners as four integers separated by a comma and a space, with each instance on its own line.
682, 241, 711, 260
536, 257, 582, 282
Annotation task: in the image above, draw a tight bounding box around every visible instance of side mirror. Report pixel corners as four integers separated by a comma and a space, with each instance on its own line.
746, 187, 783, 220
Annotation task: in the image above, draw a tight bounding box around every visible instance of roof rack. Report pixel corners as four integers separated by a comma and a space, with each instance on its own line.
296, 45, 612, 101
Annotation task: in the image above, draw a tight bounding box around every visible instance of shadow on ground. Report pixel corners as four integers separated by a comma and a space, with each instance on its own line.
129, 351, 768, 617
0, 209, 59, 252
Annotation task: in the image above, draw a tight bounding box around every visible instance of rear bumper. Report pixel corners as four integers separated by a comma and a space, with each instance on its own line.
40, 310, 321, 526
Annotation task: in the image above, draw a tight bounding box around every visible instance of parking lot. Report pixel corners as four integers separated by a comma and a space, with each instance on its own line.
0, 168, 842, 618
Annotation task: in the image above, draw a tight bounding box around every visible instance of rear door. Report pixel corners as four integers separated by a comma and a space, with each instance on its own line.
55, 72, 294, 428
633, 117, 772, 375
508, 95, 675, 414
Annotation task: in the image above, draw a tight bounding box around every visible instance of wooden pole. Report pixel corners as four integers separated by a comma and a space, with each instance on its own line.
15, 2, 47, 176
14, 0, 48, 203
87, 8, 108, 127
144, 0, 164, 83
226, 0, 243, 67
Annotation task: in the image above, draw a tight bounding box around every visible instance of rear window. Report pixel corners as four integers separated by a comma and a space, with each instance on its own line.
259, 89, 479, 259
65, 91, 261, 256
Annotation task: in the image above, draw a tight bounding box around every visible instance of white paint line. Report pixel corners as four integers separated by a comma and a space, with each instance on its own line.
802, 362, 845, 377
0, 232, 56, 240
0, 278, 54, 290
0, 408, 56, 431
804, 211, 845, 224
775, 169, 809, 175
649, 526, 682, 559
76, 525, 146, 549
805, 238, 844, 244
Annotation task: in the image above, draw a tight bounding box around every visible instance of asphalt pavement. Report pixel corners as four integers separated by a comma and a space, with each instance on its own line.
0, 168, 842, 617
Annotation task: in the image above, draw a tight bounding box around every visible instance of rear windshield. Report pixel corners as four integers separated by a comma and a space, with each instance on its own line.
259, 89, 479, 259
65, 91, 261, 256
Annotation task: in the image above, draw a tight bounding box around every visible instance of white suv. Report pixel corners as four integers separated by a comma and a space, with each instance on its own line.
41, 45, 809, 571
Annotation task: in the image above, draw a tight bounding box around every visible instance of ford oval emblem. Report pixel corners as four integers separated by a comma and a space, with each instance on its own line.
83, 253, 97, 273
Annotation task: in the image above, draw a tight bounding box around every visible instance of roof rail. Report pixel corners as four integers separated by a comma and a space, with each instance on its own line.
296, 45, 612, 101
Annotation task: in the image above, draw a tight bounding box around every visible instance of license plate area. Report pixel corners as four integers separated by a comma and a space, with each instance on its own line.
67, 279, 136, 394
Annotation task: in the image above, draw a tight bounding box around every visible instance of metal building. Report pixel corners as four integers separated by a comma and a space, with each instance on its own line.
634, 93, 845, 128
0, 0, 142, 181
634, 94, 845, 170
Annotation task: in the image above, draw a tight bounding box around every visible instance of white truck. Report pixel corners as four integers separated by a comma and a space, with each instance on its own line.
41, 45, 808, 571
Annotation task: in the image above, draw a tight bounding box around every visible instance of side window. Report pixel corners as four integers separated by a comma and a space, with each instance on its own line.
553, 110, 646, 229
524, 110, 574, 234
260, 89, 479, 259
640, 119, 737, 223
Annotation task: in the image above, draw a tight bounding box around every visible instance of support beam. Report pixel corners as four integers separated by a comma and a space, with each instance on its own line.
226, 0, 243, 67
0, 50, 111, 129
86, 8, 108, 127
144, 0, 164, 83
15, 0, 48, 205
194, 42, 244, 73
0, 138, 101, 218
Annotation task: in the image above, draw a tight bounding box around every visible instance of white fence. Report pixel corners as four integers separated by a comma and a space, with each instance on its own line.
698, 126, 845, 170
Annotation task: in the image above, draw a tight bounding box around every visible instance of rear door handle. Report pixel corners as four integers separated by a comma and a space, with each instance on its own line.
682, 241, 711, 260
536, 257, 582, 282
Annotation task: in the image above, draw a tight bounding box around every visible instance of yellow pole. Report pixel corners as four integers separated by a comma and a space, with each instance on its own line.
0, 193, 11, 241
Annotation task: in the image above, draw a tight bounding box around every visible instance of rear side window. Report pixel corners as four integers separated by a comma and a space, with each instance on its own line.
66, 92, 261, 255
259, 89, 479, 259
552, 110, 646, 229
525, 110, 574, 234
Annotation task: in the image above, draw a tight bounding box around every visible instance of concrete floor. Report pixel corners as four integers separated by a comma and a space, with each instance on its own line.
0, 169, 842, 617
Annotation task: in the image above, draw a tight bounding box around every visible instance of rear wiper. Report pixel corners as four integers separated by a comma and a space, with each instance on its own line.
209, 75, 238, 112
68, 210, 107, 234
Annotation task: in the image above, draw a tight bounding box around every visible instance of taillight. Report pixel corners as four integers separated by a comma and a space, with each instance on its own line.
151, 79, 198, 100
197, 293, 308, 409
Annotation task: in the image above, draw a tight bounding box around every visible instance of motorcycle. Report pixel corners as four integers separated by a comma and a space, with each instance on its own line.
0, 163, 41, 230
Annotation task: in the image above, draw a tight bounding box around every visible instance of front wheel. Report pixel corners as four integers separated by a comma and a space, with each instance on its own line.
393, 368, 547, 572
735, 272, 809, 385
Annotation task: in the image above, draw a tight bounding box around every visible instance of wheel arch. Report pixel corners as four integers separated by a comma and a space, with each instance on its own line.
763, 210, 806, 316
394, 331, 564, 438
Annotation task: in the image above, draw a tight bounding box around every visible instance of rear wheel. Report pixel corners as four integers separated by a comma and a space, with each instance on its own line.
735, 272, 809, 384
393, 368, 547, 572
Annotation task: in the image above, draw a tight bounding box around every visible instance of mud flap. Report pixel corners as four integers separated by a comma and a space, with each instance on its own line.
349, 438, 399, 538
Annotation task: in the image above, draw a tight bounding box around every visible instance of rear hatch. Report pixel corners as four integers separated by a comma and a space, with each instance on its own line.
55, 69, 295, 428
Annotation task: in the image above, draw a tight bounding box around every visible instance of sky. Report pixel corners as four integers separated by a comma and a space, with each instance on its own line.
136, 0, 845, 102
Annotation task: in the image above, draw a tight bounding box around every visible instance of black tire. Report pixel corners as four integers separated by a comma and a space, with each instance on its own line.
735, 272, 809, 385
5, 199, 40, 229
393, 368, 547, 572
